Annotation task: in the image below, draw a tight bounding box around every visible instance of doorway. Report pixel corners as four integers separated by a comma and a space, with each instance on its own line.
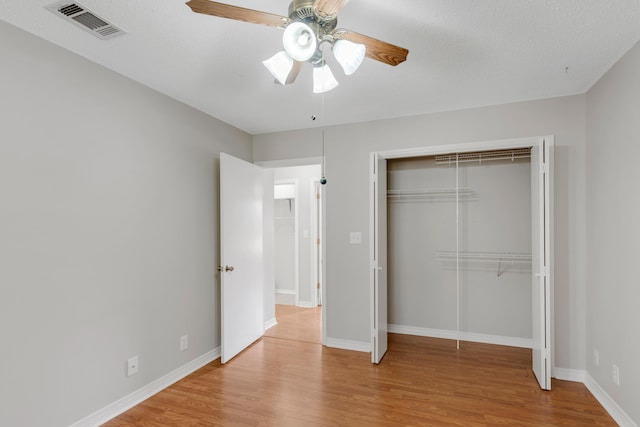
261, 162, 326, 345
370, 136, 553, 390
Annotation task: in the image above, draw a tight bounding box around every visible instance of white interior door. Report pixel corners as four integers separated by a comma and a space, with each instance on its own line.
531, 140, 551, 390
220, 153, 264, 364
371, 153, 388, 363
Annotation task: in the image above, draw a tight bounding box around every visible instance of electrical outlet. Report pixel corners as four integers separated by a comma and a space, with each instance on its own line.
180, 334, 188, 351
349, 232, 362, 244
593, 349, 599, 366
612, 364, 620, 386
127, 356, 139, 377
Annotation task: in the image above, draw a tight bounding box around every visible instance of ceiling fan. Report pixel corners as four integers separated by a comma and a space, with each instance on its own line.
186, 0, 409, 93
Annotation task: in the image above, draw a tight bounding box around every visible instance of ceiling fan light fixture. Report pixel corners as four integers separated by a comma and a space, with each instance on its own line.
263, 51, 294, 85
333, 39, 366, 75
313, 63, 339, 93
282, 22, 317, 61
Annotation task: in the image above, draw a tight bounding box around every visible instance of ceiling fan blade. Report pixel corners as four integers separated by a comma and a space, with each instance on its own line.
285, 61, 304, 84
336, 31, 408, 66
186, 0, 289, 28
313, 0, 350, 17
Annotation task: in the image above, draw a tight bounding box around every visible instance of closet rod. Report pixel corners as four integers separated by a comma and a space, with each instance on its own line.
435, 148, 531, 165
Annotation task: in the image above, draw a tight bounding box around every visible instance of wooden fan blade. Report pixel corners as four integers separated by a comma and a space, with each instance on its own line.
285, 61, 304, 84
186, 0, 289, 28
313, 0, 350, 17
336, 31, 408, 66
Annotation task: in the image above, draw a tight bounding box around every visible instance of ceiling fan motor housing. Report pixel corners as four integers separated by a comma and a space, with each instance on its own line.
288, 0, 337, 35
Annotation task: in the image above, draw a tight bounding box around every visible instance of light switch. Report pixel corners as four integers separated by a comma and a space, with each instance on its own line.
303, 229, 309, 238
350, 232, 362, 244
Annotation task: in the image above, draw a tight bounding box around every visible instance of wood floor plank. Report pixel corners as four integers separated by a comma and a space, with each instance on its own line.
105, 306, 615, 426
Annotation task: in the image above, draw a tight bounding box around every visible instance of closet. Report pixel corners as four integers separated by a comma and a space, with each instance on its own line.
370, 137, 552, 390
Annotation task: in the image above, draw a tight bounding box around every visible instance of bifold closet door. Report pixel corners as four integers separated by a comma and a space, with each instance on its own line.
531, 141, 551, 390
371, 153, 388, 363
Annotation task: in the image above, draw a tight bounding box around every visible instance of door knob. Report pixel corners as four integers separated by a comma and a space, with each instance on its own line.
217, 265, 235, 272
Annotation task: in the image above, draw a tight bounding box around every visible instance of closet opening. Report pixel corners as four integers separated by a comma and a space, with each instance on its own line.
370, 137, 553, 390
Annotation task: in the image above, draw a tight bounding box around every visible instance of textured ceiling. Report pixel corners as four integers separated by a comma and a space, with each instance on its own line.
1, 0, 640, 135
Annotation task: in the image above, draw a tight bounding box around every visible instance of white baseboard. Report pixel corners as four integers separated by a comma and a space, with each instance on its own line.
70, 347, 220, 427
325, 337, 370, 353
388, 324, 533, 349
275, 289, 296, 295
297, 301, 315, 308
553, 367, 585, 382
584, 373, 638, 427
264, 317, 278, 330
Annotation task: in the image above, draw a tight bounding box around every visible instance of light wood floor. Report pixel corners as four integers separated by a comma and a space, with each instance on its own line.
264, 304, 322, 344
105, 305, 614, 426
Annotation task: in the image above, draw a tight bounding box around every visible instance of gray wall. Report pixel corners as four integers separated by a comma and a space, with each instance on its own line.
586, 40, 640, 424
253, 95, 587, 371
0, 21, 252, 427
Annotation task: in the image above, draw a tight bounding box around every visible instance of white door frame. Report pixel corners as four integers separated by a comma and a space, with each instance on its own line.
370, 136, 554, 386
310, 178, 323, 307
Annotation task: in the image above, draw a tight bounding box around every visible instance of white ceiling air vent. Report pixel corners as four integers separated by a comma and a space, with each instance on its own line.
46, 2, 126, 40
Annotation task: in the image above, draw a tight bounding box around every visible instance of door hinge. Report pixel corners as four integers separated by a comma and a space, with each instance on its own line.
317, 238, 321, 245
372, 328, 377, 338
543, 163, 549, 174
317, 282, 320, 289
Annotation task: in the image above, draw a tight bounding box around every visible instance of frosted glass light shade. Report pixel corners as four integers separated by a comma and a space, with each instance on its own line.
313, 64, 339, 93
333, 39, 366, 75
263, 51, 294, 85
283, 22, 317, 61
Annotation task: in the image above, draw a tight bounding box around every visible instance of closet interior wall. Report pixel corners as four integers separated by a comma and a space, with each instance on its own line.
387, 154, 533, 343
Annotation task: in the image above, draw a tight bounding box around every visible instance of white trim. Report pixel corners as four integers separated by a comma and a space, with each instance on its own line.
584, 373, 638, 427
310, 178, 321, 308
325, 337, 371, 353
264, 318, 278, 330
552, 367, 585, 382
70, 348, 220, 427
297, 300, 315, 308
275, 289, 296, 295
256, 156, 323, 168
377, 136, 546, 160
388, 324, 533, 349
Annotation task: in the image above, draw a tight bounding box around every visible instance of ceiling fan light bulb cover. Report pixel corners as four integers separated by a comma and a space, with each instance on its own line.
313, 64, 339, 93
263, 51, 294, 85
333, 39, 366, 75
283, 22, 317, 61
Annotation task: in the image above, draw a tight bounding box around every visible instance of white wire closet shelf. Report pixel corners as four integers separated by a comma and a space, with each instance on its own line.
435, 148, 531, 165
387, 188, 474, 201
436, 251, 532, 262
436, 251, 532, 277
